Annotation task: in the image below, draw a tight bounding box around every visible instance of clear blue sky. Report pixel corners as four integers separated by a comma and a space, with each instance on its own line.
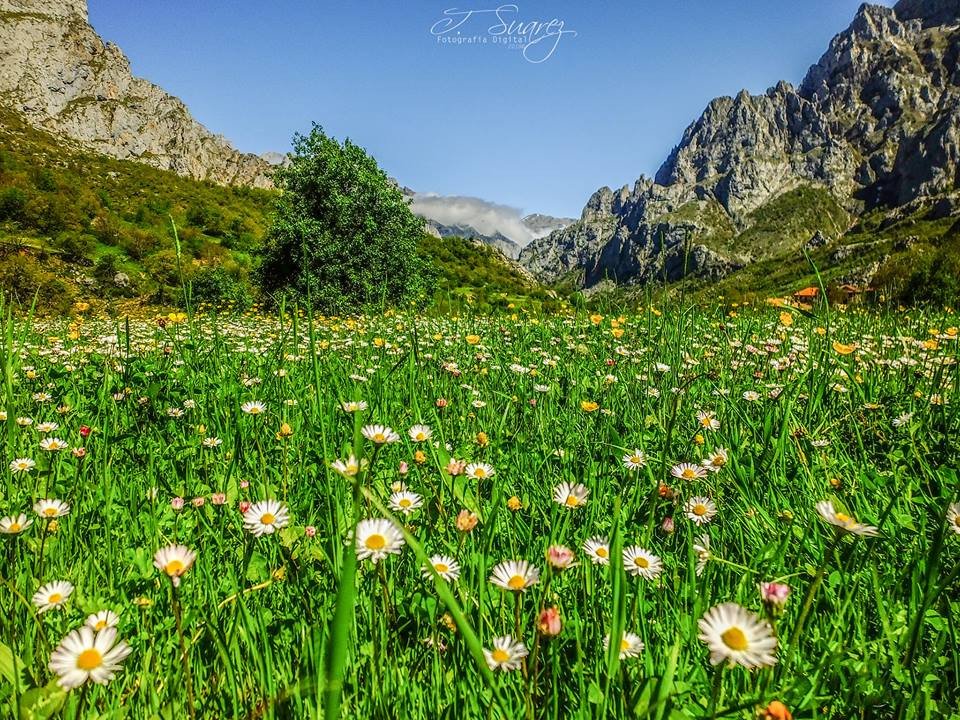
88, 1, 889, 218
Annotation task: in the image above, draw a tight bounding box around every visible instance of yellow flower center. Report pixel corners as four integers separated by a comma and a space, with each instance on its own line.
48, 593, 62, 604
373, 433, 385, 443
261, 513, 276, 525
595, 547, 608, 558
44, 508, 58, 516
634, 556, 649, 569
508, 575, 526, 589
631, 456, 642, 464
474, 468, 487, 478
620, 639, 630, 652
76, 648, 103, 671
954, 516, 960, 527
834, 512, 851, 524
693, 504, 707, 516
94, 620, 107, 630
491, 648, 510, 663
682, 469, 696, 479
721, 627, 749, 651
365, 534, 386, 550
415, 433, 425, 441
165, 559, 185, 575
249, 407, 260, 414
8, 522, 20, 532
565, 495, 579, 507
434, 563, 449, 573
399, 499, 411, 508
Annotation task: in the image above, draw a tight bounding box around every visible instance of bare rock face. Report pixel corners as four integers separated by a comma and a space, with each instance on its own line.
0, 0, 273, 188
521, 0, 960, 288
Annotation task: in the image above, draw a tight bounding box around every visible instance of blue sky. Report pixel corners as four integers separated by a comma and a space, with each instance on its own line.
88, 1, 890, 218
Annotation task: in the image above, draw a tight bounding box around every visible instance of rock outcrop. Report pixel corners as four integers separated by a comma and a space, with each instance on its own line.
521, 0, 960, 288
0, 0, 273, 187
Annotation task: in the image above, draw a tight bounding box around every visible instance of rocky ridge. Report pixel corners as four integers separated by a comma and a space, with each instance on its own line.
0, 0, 273, 187
521, 0, 960, 289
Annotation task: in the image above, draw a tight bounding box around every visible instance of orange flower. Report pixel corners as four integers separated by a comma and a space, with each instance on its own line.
762, 700, 792, 720
611, 328, 625, 338
832, 341, 856, 355
589, 314, 604, 325
475, 431, 489, 447
580, 401, 599, 412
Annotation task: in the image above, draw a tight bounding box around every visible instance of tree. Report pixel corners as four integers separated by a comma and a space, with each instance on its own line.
257, 124, 432, 311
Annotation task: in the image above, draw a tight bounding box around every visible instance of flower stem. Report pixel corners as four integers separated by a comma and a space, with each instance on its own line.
171, 583, 197, 720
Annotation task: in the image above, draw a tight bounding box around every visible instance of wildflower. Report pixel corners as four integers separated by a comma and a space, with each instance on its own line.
622, 449, 647, 470
48, 626, 132, 689
814, 500, 878, 537
355, 518, 405, 563
762, 700, 793, 720
580, 400, 599, 412
892, 412, 913, 428
85, 610, 120, 631
605, 631, 644, 659
243, 500, 290, 537
170, 497, 184, 511
202, 436, 222, 449
583, 537, 610, 565
684, 496, 717, 526
445, 459, 466, 475
211, 492, 226, 506
34, 498, 70, 519
276, 422, 294, 440
701, 448, 728, 471
553, 481, 589, 509
489, 560, 540, 592
40, 437, 68, 452
546, 544, 575, 571
422, 554, 461, 582
240, 400, 267, 415
9, 457, 35, 474
671, 463, 707, 481
456, 510, 479, 533
388, 490, 423, 516
331, 455, 363, 477
694, 534, 711, 576
153, 545, 196, 586
340, 400, 368, 413
361, 424, 400, 444
484, 636, 527, 671
408, 424, 432, 442
507, 495, 523, 511
946, 503, 960, 535
0, 514, 32, 534
465, 462, 495, 480
696, 411, 720, 431
32, 580, 74, 613
304, 525, 317, 537
36, 421, 59, 433
832, 341, 856, 355
622, 546, 663, 580
537, 607, 562, 636
698, 602, 777, 668
661, 516, 675, 535
71, 447, 86, 458
742, 390, 761, 402
759, 582, 791, 608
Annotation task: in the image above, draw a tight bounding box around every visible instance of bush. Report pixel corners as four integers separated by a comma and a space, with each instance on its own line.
0, 252, 75, 313
0, 186, 28, 223
191, 266, 251, 309
54, 231, 97, 262
257, 124, 431, 312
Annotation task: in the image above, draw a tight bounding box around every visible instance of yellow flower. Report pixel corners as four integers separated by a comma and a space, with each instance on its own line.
465, 335, 481, 345
476, 432, 489, 447
507, 496, 522, 511
413, 450, 427, 465
815, 327, 826, 336
276, 422, 294, 440
611, 328, 625, 338
832, 341, 856, 355
779, 312, 793, 327
581, 401, 599, 412
589, 314, 603, 325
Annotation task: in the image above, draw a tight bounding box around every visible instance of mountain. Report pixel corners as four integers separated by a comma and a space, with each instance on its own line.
0, 0, 273, 187
520, 0, 960, 292
398, 186, 574, 259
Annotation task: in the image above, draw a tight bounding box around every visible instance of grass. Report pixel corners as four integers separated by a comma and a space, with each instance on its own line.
0, 297, 958, 718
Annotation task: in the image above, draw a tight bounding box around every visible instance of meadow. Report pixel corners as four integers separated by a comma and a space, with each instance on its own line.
0, 300, 958, 719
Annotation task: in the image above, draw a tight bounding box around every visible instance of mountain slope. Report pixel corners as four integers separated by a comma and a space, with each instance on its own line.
0, 0, 272, 187
521, 0, 960, 292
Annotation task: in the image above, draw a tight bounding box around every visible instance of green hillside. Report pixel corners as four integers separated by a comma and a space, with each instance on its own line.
0, 109, 544, 315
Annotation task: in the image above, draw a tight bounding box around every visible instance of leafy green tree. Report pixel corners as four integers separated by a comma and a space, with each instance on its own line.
258, 124, 431, 311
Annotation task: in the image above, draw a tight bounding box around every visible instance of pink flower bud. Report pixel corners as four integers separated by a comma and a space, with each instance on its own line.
79, 425, 91, 438
171, 497, 184, 510
239, 500, 251, 513
661, 516, 675, 534
760, 582, 790, 607
398, 461, 409, 475
211, 492, 226, 506
547, 544, 575, 571
456, 510, 478, 533
71, 447, 86, 458
537, 607, 562, 636
305, 525, 317, 537
436, 398, 448, 408
192, 497, 205, 508
240, 480, 249, 489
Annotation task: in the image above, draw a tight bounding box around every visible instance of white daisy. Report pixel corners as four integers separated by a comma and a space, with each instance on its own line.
947, 502, 960, 535
32, 580, 74, 613
34, 498, 70, 519
622, 450, 647, 470
48, 626, 132, 689
240, 400, 267, 415
153, 544, 196, 585
85, 610, 120, 631
814, 500, 878, 537
553, 481, 589, 509
0, 513, 32, 534
684, 496, 717, 526
483, 635, 528, 671
354, 518, 405, 563
361, 424, 400, 444
604, 631, 645, 659
464, 462, 495, 480
39, 437, 68, 452
622, 546, 663, 580
408, 424, 433, 442
671, 463, 707, 481
582, 537, 611, 566
243, 500, 290, 537
489, 560, 540, 592
697, 602, 777, 668
422, 554, 461, 582
9, 457, 36, 474
388, 490, 423, 515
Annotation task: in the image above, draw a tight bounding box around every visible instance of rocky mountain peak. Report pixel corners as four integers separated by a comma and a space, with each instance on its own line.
520, 1, 960, 290
0, 0, 272, 187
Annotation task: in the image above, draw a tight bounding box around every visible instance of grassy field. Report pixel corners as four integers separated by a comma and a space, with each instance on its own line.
1, 300, 958, 719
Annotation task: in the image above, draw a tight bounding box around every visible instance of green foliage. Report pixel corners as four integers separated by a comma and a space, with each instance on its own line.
258, 125, 432, 312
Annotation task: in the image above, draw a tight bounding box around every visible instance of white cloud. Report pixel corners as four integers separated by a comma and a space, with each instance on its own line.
409, 193, 536, 247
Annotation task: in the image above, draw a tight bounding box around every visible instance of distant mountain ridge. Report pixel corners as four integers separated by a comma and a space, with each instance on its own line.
0, 0, 273, 187
520, 0, 960, 290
